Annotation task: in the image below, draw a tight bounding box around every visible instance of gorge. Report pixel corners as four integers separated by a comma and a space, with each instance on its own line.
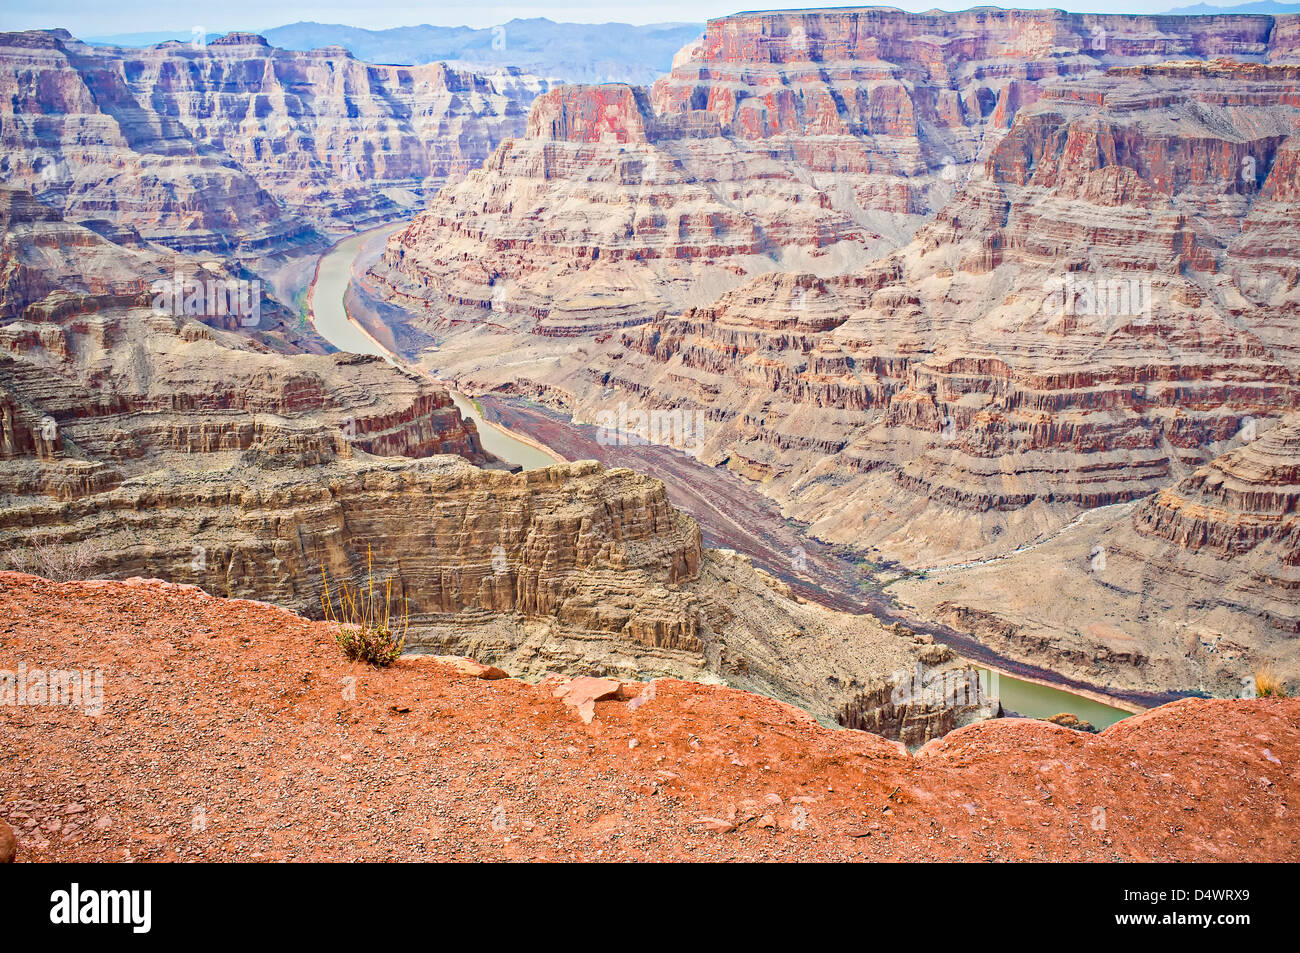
2, 7, 1299, 854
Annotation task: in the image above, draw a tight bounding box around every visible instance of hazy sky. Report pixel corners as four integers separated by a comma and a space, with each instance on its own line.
0, 1, 1219, 37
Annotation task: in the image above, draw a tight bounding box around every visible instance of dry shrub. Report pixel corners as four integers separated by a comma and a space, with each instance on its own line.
320, 546, 408, 667
1, 537, 106, 582
1253, 667, 1289, 699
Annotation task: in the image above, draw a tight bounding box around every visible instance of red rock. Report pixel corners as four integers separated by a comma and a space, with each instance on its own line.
554, 676, 626, 723
430, 656, 508, 680
0, 818, 16, 863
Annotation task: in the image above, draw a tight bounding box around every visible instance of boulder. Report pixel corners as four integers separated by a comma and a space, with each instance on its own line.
432, 656, 508, 680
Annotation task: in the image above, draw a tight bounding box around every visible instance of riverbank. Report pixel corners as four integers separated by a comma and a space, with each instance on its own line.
306, 224, 562, 471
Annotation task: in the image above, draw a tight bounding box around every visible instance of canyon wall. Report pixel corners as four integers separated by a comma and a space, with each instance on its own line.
0, 188, 990, 741
0, 30, 550, 253
372, 11, 1300, 570
895, 415, 1300, 697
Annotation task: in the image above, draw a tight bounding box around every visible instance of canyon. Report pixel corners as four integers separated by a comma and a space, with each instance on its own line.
0, 29, 550, 253
1, 6, 1299, 815
367, 8, 1300, 700
0, 187, 989, 742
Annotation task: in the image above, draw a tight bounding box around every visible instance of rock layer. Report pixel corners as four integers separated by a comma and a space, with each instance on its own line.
893, 416, 1300, 697
0, 30, 550, 252
373, 17, 1300, 571
0, 193, 989, 741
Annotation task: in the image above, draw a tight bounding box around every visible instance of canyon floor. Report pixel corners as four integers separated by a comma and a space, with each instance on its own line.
2, 571, 1295, 862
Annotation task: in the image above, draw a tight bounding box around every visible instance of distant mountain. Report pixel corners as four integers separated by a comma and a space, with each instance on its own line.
83, 30, 200, 46
261, 18, 704, 85
1163, 2, 1300, 13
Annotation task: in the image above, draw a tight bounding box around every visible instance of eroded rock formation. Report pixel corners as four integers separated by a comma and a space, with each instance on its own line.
371, 13, 1300, 571
893, 416, 1300, 697
0, 29, 550, 252
0, 184, 990, 742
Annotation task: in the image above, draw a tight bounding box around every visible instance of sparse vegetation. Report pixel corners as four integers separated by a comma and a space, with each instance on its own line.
1, 537, 106, 582
1253, 667, 1289, 699
320, 547, 408, 667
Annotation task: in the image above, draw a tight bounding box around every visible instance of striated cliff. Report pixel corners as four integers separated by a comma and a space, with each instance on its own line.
371, 14, 1300, 571
0, 194, 990, 743
0, 438, 994, 739
893, 415, 1300, 697
352, 9, 1300, 699
0, 29, 550, 253
374, 8, 1300, 330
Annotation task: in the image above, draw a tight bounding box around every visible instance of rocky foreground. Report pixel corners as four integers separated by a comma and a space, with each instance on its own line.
1, 571, 1295, 862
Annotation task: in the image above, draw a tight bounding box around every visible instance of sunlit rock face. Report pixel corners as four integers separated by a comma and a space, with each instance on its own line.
372, 12, 1300, 573
0, 181, 989, 740
0, 29, 550, 252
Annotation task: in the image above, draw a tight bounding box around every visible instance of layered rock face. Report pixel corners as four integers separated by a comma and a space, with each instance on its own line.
108, 33, 550, 232
0, 30, 294, 253
0, 29, 549, 252
893, 416, 1300, 698
0, 181, 495, 499
374, 17, 1300, 572
374, 8, 1300, 332
0, 195, 988, 742
0, 446, 993, 740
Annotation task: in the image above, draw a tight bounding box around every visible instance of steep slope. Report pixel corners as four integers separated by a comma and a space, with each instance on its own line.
0, 184, 494, 500
0, 29, 549, 252
893, 415, 1300, 697
0, 189, 989, 740
371, 21, 1300, 571
374, 8, 1300, 333
107, 33, 550, 229
653, 58, 1300, 565
0, 30, 296, 253
2, 571, 1296, 861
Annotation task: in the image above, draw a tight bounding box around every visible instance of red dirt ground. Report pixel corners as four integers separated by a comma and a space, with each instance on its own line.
1, 571, 1296, 861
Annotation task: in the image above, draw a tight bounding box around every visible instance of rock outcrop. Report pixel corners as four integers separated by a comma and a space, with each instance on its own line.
0, 30, 550, 252
0, 449, 994, 740
0, 199, 989, 741
374, 9, 1300, 330
371, 14, 1300, 571
893, 416, 1300, 698
0, 187, 493, 499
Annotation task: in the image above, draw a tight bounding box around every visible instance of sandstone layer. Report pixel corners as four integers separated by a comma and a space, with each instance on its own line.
894, 415, 1300, 697
372, 14, 1300, 570
0, 449, 993, 740
359, 10, 1300, 700
0, 29, 550, 253
2, 572, 1296, 861
0, 170, 991, 740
